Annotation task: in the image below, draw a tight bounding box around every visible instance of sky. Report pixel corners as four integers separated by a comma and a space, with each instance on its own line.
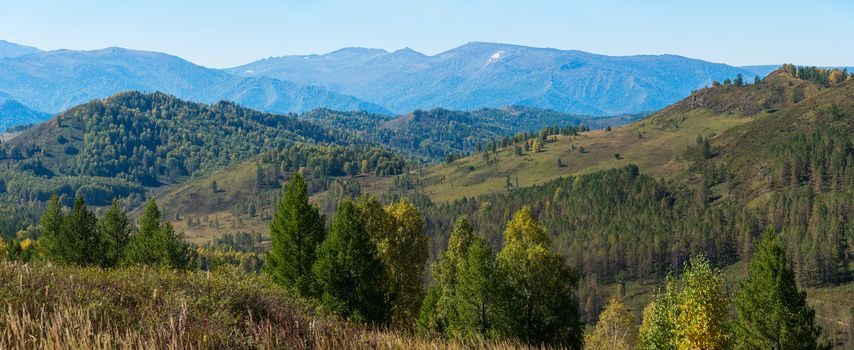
0, 0, 852, 68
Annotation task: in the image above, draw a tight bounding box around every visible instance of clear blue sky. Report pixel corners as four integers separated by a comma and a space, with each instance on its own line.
1, 0, 852, 68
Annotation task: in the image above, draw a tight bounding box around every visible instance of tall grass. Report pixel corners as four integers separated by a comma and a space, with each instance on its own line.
0, 262, 536, 349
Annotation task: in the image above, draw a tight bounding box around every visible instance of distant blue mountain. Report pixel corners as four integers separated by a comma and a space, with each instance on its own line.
0, 95, 51, 131
0, 45, 390, 116
0, 40, 795, 119
230, 42, 763, 116
0, 40, 41, 58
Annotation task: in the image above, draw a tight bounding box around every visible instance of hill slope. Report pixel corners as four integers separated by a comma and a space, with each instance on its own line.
231, 42, 760, 115
418, 70, 815, 202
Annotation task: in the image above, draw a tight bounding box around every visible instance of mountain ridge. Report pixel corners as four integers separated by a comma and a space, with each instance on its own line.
0, 43, 390, 117
230, 41, 764, 115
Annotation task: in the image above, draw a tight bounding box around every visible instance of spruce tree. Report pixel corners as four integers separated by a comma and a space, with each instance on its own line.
65, 197, 101, 266
266, 173, 326, 296
733, 232, 825, 349
313, 201, 388, 324
98, 201, 130, 267
38, 195, 65, 262
123, 200, 189, 269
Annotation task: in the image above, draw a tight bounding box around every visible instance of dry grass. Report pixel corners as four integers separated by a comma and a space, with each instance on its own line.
0, 262, 544, 350
419, 109, 754, 203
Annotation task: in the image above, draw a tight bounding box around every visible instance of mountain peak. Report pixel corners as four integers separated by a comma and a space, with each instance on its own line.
0, 39, 42, 58
391, 47, 425, 57
325, 47, 388, 57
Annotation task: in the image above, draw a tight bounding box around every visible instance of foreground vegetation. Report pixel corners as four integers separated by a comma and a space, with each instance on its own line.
0, 262, 543, 349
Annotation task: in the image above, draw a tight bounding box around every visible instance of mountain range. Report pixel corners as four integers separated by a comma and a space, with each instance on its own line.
0, 39, 833, 130
0, 43, 389, 119
231, 42, 763, 116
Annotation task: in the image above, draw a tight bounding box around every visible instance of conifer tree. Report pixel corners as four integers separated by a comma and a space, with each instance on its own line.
38, 194, 65, 262
453, 234, 502, 339
123, 200, 189, 269
73, 197, 101, 265
733, 232, 825, 350
313, 201, 388, 324
266, 173, 325, 296
98, 201, 130, 267
418, 216, 476, 336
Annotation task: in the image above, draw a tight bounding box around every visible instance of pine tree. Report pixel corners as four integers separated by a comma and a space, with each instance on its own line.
702, 138, 712, 160
313, 201, 388, 324
733, 232, 825, 349
417, 285, 443, 336
98, 201, 130, 267
266, 173, 326, 296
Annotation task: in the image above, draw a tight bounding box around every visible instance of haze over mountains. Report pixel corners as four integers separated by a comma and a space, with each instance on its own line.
0, 39, 830, 130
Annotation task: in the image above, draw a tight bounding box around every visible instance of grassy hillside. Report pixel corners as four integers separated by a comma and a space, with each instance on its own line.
418, 71, 813, 203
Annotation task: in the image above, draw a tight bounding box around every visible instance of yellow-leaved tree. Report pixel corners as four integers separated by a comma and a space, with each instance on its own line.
675, 255, 730, 350
382, 198, 429, 326
357, 196, 429, 327
639, 255, 730, 350
585, 297, 638, 350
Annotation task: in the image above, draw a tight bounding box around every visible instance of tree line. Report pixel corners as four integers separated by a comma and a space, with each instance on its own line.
5, 195, 190, 269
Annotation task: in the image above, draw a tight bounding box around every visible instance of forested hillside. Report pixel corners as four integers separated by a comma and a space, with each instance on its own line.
0, 91, 614, 241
